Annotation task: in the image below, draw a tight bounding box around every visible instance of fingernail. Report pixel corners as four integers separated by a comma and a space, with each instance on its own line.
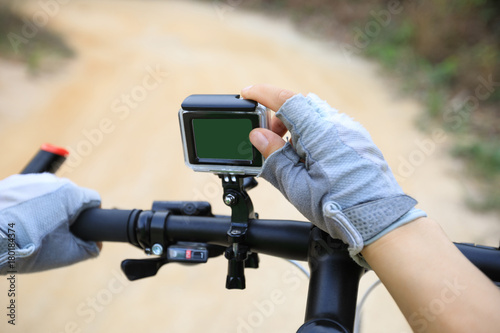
249, 130, 268, 152
241, 85, 253, 96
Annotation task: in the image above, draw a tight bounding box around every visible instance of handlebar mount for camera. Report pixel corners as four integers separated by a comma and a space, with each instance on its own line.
117, 174, 263, 288
220, 174, 260, 289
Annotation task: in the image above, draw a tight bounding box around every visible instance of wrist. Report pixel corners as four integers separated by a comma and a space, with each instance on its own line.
363, 207, 428, 246
361, 217, 442, 266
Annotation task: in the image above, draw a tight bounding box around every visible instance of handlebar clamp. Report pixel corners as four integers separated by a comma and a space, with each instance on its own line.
220, 174, 259, 290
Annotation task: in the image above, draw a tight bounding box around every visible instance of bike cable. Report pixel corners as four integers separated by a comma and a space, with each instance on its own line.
287, 259, 310, 279
353, 278, 382, 333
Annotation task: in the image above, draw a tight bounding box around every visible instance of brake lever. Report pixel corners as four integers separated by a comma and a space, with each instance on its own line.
121, 257, 169, 281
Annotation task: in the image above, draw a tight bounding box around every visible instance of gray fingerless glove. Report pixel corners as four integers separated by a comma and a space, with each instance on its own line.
0, 173, 101, 274
260, 93, 426, 266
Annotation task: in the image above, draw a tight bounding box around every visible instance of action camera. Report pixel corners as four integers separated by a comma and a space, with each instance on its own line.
179, 94, 270, 175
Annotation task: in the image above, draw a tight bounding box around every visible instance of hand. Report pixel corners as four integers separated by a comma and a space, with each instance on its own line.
242, 84, 426, 265
0, 173, 101, 273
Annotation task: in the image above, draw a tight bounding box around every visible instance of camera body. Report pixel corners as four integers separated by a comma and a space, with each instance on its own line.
179, 94, 270, 175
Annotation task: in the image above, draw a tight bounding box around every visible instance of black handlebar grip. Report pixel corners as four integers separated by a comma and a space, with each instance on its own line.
21, 143, 69, 174
71, 208, 135, 243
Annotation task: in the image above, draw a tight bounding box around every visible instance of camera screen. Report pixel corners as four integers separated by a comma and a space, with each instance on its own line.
192, 118, 254, 161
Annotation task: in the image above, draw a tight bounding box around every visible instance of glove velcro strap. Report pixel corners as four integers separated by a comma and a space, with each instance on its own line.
342, 195, 418, 242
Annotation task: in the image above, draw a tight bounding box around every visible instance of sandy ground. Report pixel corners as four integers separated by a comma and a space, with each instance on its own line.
0, 1, 498, 332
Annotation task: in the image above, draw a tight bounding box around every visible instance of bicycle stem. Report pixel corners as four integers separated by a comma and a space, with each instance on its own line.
298, 228, 364, 332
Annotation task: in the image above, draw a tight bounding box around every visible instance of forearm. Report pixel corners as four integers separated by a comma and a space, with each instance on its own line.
362, 217, 500, 333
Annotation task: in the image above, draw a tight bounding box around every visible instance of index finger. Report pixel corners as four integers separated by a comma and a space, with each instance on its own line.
240, 84, 296, 112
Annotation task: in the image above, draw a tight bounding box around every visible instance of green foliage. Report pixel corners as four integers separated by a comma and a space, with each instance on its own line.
453, 140, 500, 211
429, 57, 459, 87
425, 89, 447, 119
453, 141, 500, 179
357, 1, 500, 211
0, 4, 73, 72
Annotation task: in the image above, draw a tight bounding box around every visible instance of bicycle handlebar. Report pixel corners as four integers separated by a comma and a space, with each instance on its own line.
23, 147, 499, 284
72, 207, 500, 283
73, 208, 135, 242
72, 207, 311, 261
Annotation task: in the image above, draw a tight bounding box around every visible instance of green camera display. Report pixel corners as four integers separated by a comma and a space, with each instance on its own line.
179, 94, 270, 175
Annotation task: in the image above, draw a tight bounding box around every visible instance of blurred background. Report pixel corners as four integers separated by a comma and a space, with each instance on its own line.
0, 0, 498, 332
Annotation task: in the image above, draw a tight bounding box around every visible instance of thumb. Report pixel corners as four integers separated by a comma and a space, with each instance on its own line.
250, 128, 286, 159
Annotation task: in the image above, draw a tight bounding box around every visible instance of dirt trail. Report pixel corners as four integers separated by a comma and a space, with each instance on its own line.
0, 1, 498, 332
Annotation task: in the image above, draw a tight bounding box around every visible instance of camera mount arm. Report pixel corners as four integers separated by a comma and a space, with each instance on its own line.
220, 175, 259, 289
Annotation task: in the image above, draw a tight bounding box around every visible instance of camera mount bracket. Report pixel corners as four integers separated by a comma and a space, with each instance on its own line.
220, 174, 259, 289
